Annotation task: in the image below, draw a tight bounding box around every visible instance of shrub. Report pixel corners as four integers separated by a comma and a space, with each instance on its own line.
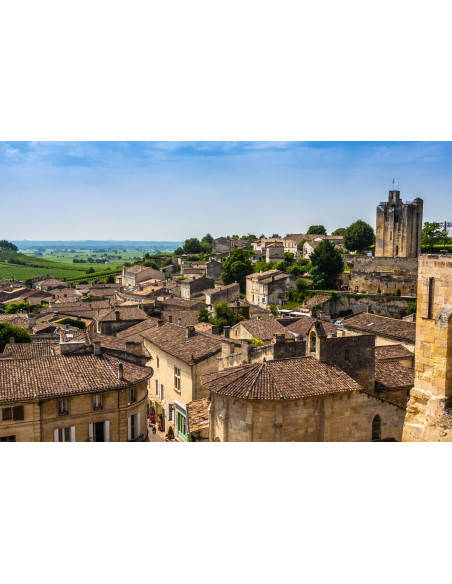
166, 425, 174, 438
250, 337, 264, 346
0, 322, 31, 351
56, 317, 86, 330
377, 288, 381, 295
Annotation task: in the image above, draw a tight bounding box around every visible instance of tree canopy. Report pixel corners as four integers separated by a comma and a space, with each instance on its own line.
309, 239, 344, 289
222, 248, 254, 292
331, 227, 347, 236
422, 222, 444, 251
343, 220, 375, 252
183, 238, 202, 254
0, 322, 31, 352
0, 239, 18, 252
307, 225, 327, 235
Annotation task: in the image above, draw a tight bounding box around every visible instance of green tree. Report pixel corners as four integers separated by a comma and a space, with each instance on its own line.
106, 275, 116, 283
0, 240, 18, 252
56, 318, 86, 330
331, 227, 347, 236
197, 308, 210, 323
0, 322, 31, 351
307, 225, 327, 235
343, 220, 375, 252
183, 238, 202, 254
174, 247, 184, 256
210, 301, 239, 332
422, 222, 443, 252
222, 248, 255, 292
4, 301, 31, 314
201, 233, 214, 244
86, 267, 95, 274
309, 239, 344, 289
269, 304, 278, 316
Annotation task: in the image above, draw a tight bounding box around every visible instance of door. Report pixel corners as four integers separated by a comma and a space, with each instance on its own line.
94, 421, 105, 442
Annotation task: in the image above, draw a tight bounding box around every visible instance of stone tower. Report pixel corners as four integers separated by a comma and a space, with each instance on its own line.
375, 190, 423, 258
403, 254, 452, 441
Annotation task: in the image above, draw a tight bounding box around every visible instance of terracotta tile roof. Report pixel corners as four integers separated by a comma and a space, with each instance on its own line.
375, 344, 414, 361
98, 306, 149, 322
202, 356, 361, 400
124, 265, 147, 274
141, 322, 222, 364
115, 318, 159, 340
162, 310, 199, 327
2, 341, 59, 358
187, 398, 209, 433
343, 313, 416, 343
161, 298, 204, 310
235, 318, 295, 341
0, 354, 152, 403
374, 361, 415, 391
0, 315, 31, 329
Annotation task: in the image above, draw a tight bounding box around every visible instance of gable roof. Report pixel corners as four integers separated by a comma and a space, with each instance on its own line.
201, 356, 361, 400
236, 318, 294, 341
374, 361, 415, 391
141, 322, 222, 364
343, 313, 416, 343
375, 344, 414, 361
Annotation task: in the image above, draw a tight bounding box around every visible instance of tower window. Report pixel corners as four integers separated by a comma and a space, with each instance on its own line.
372, 415, 381, 441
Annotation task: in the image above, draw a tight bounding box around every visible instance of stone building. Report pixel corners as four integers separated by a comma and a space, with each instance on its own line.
403, 254, 452, 441
341, 312, 416, 351
0, 342, 151, 442
375, 190, 423, 258
246, 270, 295, 309
141, 322, 227, 440
120, 265, 165, 287
180, 276, 215, 299
347, 190, 423, 295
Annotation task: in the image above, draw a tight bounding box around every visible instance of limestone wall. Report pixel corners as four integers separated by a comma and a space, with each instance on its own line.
210, 390, 405, 442
347, 256, 418, 296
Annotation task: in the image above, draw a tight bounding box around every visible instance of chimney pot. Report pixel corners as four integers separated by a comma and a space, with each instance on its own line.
157, 319, 164, 327
224, 326, 231, 338
211, 325, 219, 335
115, 310, 120, 321
186, 325, 196, 338
93, 341, 101, 356
168, 315, 173, 323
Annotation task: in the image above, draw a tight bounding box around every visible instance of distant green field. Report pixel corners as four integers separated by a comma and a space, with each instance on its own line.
0, 248, 139, 282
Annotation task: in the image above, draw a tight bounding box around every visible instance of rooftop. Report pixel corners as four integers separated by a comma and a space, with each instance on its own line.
374, 361, 415, 391
343, 312, 416, 343
201, 356, 361, 400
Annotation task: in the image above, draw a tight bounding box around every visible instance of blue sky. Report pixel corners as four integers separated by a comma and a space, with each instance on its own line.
1, 141, 451, 241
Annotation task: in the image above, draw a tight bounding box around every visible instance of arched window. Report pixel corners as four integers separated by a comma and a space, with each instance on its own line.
372, 415, 381, 441
309, 330, 317, 354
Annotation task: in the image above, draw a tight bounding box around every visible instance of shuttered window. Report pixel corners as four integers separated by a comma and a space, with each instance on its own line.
2, 407, 24, 421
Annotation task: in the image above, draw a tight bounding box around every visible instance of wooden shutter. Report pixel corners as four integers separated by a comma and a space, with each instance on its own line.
137, 412, 141, 439
70, 426, 76, 442
13, 406, 24, 421
54, 429, 59, 442
127, 416, 132, 441
88, 423, 94, 442
104, 420, 110, 442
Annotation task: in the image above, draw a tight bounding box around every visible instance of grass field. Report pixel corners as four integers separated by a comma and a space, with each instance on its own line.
0, 248, 143, 282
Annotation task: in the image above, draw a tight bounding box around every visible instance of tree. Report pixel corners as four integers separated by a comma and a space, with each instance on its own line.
307, 225, 327, 235
343, 220, 375, 252
55, 317, 86, 330
422, 222, 443, 252
222, 248, 255, 292
309, 239, 344, 289
106, 275, 116, 283
174, 247, 184, 256
288, 278, 310, 303
0, 322, 31, 352
331, 227, 347, 236
197, 308, 210, 323
4, 301, 31, 314
183, 238, 202, 254
0, 240, 18, 252
210, 301, 239, 332
201, 233, 214, 244
86, 267, 95, 274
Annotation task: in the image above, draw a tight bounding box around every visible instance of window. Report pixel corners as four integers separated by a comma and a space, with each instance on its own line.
2, 406, 24, 422
130, 388, 136, 403
128, 413, 141, 441
161, 385, 165, 402
174, 367, 181, 392
372, 415, 381, 441
167, 404, 174, 423
54, 427, 75, 442
155, 380, 159, 395
93, 394, 103, 411
58, 399, 69, 416
89, 421, 110, 442
176, 410, 187, 438
427, 277, 434, 319
0, 435, 16, 442
156, 356, 159, 369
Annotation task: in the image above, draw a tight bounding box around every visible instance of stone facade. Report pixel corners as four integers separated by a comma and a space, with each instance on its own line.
180, 276, 214, 299
375, 190, 423, 258
208, 390, 404, 442
403, 254, 452, 441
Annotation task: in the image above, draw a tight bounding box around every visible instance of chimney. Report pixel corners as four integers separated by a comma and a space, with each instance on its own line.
241, 339, 251, 363
118, 363, 124, 381
272, 333, 285, 344
367, 304, 371, 314
93, 341, 101, 356
186, 326, 196, 338
224, 326, 231, 338
222, 340, 233, 358
115, 310, 120, 321
54, 311, 58, 317
211, 324, 219, 335
168, 315, 173, 323
157, 319, 164, 327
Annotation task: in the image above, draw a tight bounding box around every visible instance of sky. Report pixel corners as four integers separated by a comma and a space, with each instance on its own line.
1, 141, 451, 241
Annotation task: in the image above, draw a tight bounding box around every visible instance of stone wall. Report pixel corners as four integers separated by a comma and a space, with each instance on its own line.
347, 256, 418, 296
209, 390, 405, 442
218, 336, 306, 370
317, 292, 415, 319
403, 254, 452, 441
